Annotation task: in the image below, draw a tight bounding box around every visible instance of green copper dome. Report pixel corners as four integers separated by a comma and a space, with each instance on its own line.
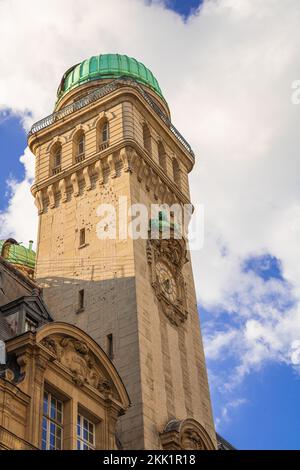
57, 54, 164, 103
150, 211, 182, 237
0, 239, 36, 270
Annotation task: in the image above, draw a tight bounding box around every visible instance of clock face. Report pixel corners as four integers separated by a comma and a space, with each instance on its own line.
156, 261, 177, 303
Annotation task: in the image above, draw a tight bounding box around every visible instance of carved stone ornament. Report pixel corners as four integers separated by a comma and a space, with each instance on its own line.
160, 419, 215, 451
41, 334, 112, 394
147, 236, 188, 326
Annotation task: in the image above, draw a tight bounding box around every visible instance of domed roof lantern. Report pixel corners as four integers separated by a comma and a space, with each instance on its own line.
56, 53, 164, 105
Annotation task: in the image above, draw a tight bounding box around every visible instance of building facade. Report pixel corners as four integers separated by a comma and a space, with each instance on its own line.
0, 255, 130, 450
8, 53, 217, 450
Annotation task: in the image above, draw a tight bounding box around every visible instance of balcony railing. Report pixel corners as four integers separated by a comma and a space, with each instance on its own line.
52, 165, 61, 175
75, 153, 85, 163
99, 140, 109, 152
28, 77, 195, 160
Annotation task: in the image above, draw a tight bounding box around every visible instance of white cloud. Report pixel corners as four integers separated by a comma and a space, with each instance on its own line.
1, 0, 300, 412
215, 398, 248, 429
0, 148, 37, 245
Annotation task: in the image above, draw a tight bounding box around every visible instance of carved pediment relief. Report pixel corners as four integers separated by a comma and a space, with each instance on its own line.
160, 418, 216, 451
41, 334, 113, 396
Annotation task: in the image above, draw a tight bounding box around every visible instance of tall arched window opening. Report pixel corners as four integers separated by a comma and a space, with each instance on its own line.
97, 120, 110, 151
172, 158, 181, 187
74, 131, 85, 163
51, 142, 62, 175
158, 141, 166, 170
143, 123, 151, 155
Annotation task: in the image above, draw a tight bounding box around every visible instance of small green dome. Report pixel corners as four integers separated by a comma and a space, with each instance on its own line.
57, 54, 164, 103
0, 239, 36, 270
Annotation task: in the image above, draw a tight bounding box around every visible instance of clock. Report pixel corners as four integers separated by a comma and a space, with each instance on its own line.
156, 261, 177, 303
147, 238, 188, 326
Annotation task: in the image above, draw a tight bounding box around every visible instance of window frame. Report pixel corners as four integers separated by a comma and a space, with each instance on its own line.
77, 133, 85, 157
24, 316, 38, 332
54, 147, 61, 168
79, 228, 86, 247
76, 413, 96, 450
42, 390, 64, 450
101, 121, 109, 143
106, 333, 114, 360
78, 289, 85, 312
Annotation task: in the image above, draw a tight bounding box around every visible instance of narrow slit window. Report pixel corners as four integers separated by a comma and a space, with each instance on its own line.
78, 289, 85, 311
79, 228, 86, 246
107, 334, 114, 359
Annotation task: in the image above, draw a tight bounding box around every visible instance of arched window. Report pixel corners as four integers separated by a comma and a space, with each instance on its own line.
74, 130, 85, 163
158, 141, 166, 170
102, 121, 109, 143
172, 158, 181, 186
51, 142, 62, 175
97, 119, 110, 151
143, 123, 151, 155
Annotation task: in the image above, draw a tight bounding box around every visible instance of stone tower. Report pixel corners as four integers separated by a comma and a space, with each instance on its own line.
28, 54, 217, 450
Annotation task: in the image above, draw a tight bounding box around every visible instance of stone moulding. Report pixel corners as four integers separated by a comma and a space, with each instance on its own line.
0, 425, 38, 450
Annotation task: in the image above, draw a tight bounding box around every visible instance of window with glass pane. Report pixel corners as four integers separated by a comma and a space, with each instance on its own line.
54, 148, 61, 167
77, 414, 95, 450
78, 134, 85, 155
102, 122, 109, 142
42, 391, 63, 450
24, 316, 37, 332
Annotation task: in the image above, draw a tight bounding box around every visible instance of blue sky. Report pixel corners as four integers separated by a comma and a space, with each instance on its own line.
202, 255, 300, 449
0, 112, 27, 210
159, 0, 203, 17
1, 0, 300, 451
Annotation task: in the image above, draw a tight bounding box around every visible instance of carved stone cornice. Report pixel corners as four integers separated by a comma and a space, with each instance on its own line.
31, 140, 191, 215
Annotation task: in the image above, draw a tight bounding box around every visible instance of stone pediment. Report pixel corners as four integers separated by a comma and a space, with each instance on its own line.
41, 333, 115, 397
35, 323, 130, 410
